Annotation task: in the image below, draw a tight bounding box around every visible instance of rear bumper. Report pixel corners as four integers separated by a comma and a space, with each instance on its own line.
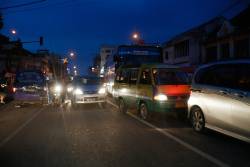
152, 100, 188, 113
14, 92, 48, 104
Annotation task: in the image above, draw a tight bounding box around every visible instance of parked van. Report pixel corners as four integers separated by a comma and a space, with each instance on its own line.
188, 60, 250, 143
113, 64, 190, 120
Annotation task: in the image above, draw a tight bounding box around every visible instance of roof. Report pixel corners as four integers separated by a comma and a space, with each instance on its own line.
163, 17, 226, 47
231, 6, 250, 28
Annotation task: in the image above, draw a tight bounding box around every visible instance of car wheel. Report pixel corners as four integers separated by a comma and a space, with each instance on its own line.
118, 98, 127, 113
139, 103, 150, 120
191, 107, 205, 132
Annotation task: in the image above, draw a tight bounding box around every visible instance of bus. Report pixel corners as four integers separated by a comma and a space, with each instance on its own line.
104, 44, 162, 95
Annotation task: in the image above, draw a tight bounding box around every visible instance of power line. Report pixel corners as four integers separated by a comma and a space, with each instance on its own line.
0, 0, 46, 10
3, 0, 91, 15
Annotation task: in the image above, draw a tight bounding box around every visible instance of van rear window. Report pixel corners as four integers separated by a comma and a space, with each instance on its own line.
153, 68, 189, 85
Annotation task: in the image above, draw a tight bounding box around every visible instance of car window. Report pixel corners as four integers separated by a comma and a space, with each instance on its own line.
195, 64, 237, 89
139, 69, 151, 85
129, 69, 139, 85
235, 64, 250, 92
119, 69, 130, 84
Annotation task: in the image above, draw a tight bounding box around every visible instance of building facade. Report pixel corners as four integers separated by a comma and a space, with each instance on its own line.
99, 45, 116, 77
162, 6, 250, 72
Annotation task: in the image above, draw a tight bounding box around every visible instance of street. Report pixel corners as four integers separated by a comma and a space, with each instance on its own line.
0, 101, 249, 167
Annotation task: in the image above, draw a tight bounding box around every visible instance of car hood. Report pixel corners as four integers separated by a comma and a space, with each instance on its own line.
76, 84, 102, 92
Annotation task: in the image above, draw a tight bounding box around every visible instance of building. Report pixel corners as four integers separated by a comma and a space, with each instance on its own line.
99, 45, 116, 77
162, 17, 226, 71
162, 6, 250, 72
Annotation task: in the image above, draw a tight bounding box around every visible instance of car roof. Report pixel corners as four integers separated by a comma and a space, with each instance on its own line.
196, 59, 250, 71
118, 63, 179, 70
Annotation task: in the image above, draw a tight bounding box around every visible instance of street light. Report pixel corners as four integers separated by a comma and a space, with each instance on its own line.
70, 52, 75, 58
11, 29, 17, 35
132, 32, 139, 40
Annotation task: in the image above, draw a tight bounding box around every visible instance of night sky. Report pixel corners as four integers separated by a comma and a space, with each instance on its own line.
0, 0, 247, 74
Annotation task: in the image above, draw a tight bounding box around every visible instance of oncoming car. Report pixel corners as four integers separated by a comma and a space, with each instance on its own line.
113, 64, 190, 120
70, 76, 106, 106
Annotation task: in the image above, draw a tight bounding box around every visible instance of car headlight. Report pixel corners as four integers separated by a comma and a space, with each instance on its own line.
54, 84, 62, 93
74, 88, 83, 95
154, 94, 168, 101
98, 87, 106, 94
67, 87, 73, 92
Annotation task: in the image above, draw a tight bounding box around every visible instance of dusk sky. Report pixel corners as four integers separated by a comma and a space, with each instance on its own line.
0, 0, 248, 73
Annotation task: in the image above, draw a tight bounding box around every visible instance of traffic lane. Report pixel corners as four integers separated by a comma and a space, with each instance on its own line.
125, 107, 250, 167
0, 102, 47, 141
149, 113, 250, 167
0, 103, 216, 167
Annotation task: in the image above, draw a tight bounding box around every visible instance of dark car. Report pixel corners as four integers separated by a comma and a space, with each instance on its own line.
13, 70, 49, 105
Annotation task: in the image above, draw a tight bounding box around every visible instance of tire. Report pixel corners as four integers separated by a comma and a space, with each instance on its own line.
118, 98, 127, 113
190, 107, 205, 132
139, 103, 151, 120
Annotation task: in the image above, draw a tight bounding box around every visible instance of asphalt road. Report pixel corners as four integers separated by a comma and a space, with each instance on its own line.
0, 101, 249, 167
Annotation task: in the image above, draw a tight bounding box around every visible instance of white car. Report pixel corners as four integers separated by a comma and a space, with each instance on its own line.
71, 76, 106, 106
188, 60, 250, 143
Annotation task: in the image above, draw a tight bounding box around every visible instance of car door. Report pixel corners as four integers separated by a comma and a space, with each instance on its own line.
136, 68, 154, 109
118, 69, 131, 107
195, 65, 234, 131
230, 63, 250, 138
127, 68, 139, 109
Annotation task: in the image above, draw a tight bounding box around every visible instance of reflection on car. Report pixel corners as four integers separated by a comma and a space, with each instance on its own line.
70, 76, 106, 106
13, 70, 48, 105
188, 60, 250, 143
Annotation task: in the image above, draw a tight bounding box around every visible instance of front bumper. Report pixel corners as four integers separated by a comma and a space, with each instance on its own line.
74, 94, 106, 104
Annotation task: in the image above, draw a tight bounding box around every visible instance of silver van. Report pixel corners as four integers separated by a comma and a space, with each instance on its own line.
188, 60, 250, 143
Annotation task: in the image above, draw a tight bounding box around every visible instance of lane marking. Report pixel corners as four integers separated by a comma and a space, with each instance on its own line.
107, 100, 229, 167
0, 107, 45, 148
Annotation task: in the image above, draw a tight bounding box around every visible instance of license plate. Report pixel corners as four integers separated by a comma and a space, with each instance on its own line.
86, 98, 96, 102
175, 101, 186, 108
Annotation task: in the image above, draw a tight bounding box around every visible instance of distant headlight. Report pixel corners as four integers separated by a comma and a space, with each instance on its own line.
67, 86, 73, 92
54, 84, 62, 93
74, 88, 83, 95
98, 87, 106, 94
154, 94, 168, 101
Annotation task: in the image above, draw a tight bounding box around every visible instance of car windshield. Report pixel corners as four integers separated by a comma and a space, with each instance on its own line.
16, 72, 44, 85
75, 77, 101, 85
153, 68, 189, 85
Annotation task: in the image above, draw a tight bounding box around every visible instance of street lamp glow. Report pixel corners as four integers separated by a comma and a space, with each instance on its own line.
133, 33, 139, 39
11, 29, 17, 35
70, 52, 75, 57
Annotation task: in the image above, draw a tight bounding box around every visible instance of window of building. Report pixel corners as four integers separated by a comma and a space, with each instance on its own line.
105, 49, 111, 53
139, 69, 151, 85
164, 51, 169, 61
220, 43, 230, 60
234, 38, 249, 58
174, 40, 189, 58
205, 46, 217, 63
